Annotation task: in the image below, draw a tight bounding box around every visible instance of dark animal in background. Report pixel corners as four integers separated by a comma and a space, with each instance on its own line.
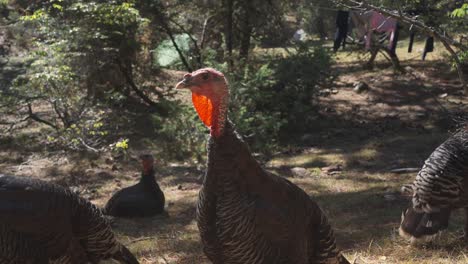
0, 174, 139, 263
400, 129, 468, 244
176, 68, 350, 264
104, 154, 165, 217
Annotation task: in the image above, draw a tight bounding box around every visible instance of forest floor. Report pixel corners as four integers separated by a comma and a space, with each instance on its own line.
1, 40, 468, 263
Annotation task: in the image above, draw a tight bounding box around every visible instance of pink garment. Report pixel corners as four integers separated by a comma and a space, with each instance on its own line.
365, 11, 397, 50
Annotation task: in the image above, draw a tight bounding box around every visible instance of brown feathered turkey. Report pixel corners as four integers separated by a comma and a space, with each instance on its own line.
104, 154, 165, 217
176, 68, 349, 264
0, 174, 139, 264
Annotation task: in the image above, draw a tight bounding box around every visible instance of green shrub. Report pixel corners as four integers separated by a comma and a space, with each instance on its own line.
154, 103, 208, 162
228, 44, 331, 153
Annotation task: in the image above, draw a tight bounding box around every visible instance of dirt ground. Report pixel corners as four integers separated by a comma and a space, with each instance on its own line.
1, 43, 468, 263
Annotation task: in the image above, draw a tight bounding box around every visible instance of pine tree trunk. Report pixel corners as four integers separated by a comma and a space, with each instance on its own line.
224, 0, 233, 68
239, 0, 253, 62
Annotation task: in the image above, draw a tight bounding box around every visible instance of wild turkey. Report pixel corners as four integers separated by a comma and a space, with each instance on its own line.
400, 129, 468, 244
0, 225, 49, 263
176, 68, 349, 264
104, 154, 165, 217
0, 174, 139, 264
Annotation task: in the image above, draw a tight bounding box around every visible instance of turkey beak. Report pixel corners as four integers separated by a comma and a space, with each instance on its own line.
176, 74, 193, 89
175, 80, 188, 89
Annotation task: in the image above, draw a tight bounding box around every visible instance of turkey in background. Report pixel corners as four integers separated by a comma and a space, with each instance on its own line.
104, 154, 166, 218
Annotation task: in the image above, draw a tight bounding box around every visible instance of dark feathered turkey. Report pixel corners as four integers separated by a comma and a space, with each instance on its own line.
176, 68, 349, 264
400, 129, 468, 243
0, 225, 49, 263
0, 174, 139, 264
104, 154, 165, 217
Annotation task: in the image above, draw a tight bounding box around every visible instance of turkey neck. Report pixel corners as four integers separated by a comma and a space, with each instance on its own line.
205, 120, 262, 188
139, 169, 158, 189
208, 92, 229, 137
218, 96, 229, 135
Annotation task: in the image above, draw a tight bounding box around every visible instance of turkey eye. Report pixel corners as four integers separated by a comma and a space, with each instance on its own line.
202, 73, 209, 80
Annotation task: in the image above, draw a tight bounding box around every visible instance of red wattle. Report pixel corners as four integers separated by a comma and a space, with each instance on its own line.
192, 92, 221, 137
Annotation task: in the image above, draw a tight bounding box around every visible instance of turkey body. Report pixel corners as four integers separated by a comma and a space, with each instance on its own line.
410, 130, 468, 212
104, 169, 165, 217
400, 129, 468, 242
198, 122, 348, 264
0, 225, 48, 264
0, 174, 139, 264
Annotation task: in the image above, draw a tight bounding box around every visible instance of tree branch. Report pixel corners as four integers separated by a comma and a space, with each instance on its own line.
27, 103, 58, 130
52, 100, 67, 128
168, 17, 203, 68
48, 82, 72, 127
78, 137, 100, 153
154, 6, 192, 72
200, 16, 214, 50
117, 60, 168, 116
0, 115, 30, 132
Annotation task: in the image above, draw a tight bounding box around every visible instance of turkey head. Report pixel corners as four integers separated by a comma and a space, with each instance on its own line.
139, 154, 154, 175
399, 205, 450, 244
176, 68, 229, 137
399, 185, 450, 244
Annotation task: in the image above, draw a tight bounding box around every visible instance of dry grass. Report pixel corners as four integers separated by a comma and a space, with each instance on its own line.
1, 47, 468, 264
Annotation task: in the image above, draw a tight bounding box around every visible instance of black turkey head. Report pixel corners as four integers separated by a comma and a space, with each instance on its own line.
399, 205, 451, 244
399, 184, 450, 244
139, 154, 154, 175
176, 68, 229, 137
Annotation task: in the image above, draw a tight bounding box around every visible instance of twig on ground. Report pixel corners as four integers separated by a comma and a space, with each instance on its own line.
389, 168, 420, 173
160, 256, 169, 264
126, 237, 153, 245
